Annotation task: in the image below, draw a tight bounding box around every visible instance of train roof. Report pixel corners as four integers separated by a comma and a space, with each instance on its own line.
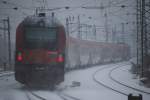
69, 37, 129, 48
22, 13, 63, 28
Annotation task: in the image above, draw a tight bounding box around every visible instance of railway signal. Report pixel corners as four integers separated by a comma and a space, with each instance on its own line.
128, 94, 142, 100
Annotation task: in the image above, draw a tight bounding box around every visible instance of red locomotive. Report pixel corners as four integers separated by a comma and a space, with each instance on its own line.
15, 13, 66, 87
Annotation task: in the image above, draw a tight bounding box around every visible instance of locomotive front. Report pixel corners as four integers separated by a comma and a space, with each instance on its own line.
15, 13, 66, 87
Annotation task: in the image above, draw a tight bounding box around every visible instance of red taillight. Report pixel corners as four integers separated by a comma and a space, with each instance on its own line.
57, 54, 64, 63
17, 52, 23, 61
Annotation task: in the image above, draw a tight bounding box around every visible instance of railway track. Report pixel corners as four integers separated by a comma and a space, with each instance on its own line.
93, 62, 150, 97
25, 90, 47, 100
109, 66, 150, 95
25, 86, 80, 100
56, 92, 80, 100
93, 63, 128, 96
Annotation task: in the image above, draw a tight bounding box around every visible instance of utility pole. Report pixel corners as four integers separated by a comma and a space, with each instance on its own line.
121, 22, 125, 43
66, 18, 69, 36
88, 25, 92, 40
136, 0, 141, 69
85, 24, 88, 40
104, 11, 109, 42
137, 0, 150, 78
141, 0, 145, 77
0, 17, 11, 70
77, 15, 81, 66
77, 15, 81, 39
65, 17, 70, 68
7, 17, 11, 68
3, 17, 11, 70
112, 25, 117, 43
3, 19, 7, 70
93, 25, 97, 40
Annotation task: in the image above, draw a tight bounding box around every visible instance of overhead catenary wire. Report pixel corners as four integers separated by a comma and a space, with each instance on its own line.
1, 0, 136, 18
81, 0, 136, 24
1, 0, 35, 10
0, 0, 136, 31
108, 0, 135, 8
0, 0, 87, 15
82, 0, 136, 10
55, 0, 97, 13
0, 0, 31, 17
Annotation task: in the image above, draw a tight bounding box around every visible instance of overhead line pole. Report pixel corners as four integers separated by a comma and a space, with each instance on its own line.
104, 11, 109, 42
78, 15, 81, 39
3, 18, 7, 70
7, 17, 11, 68
141, 0, 145, 77
3, 17, 11, 69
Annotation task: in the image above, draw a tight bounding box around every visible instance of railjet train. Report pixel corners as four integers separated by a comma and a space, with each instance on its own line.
15, 13, 130, 87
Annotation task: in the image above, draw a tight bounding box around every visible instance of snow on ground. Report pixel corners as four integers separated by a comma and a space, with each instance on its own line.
0, 71, 14, 77
0, 75, 27, 100
111, 64, 150, 100
0, 62, 149, 100
111, 64, 150, 92
94, 63, 150, 100
58, 62, 128, 100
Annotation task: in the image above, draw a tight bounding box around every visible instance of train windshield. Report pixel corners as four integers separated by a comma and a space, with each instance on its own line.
24, 27, 57, 50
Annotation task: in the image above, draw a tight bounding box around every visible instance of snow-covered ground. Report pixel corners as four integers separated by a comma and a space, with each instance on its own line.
0, 62, 150, 100
58, 62, 128, 100
111, 64, 150, 92
110, 64, 150, 100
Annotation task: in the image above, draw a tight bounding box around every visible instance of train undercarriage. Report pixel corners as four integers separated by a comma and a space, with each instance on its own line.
15, 63, 64, 87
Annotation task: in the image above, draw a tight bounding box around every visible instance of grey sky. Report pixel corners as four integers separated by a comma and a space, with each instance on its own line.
0, 0, 136, 44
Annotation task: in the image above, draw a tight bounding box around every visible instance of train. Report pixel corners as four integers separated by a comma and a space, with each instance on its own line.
15, 12, 130, 87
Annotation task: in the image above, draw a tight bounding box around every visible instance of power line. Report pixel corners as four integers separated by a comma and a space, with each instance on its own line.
109, 0, 135, 8
82, 6, 135, 22
56, 0, 95, 13
82, 0, 136, 10
1, 0, 35, 10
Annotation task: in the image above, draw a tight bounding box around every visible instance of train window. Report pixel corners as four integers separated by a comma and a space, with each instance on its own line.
24, 27, 58, 50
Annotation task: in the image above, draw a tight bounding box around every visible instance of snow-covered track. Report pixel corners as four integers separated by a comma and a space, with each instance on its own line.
56, 92, 80, 100
0, 71, 14, 81
109, 66, 150, 95
0, 71, 14, 77
25, 86, 80, 100
93, 62, 150, 97
25, 91, 33, 100
93, 64, 128, 96
25, 86, 48, 100
55, 86, 80, 100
